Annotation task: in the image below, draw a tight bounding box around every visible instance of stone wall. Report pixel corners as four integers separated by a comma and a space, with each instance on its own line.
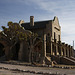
52, 16, 61, 42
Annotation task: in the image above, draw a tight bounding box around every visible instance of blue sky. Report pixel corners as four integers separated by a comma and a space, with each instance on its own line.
0, 0, 75, 47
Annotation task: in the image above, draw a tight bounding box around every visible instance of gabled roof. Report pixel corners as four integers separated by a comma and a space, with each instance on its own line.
21, 20, 52, 30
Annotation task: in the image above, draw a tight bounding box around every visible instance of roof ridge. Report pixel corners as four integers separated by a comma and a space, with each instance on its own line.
23, 20, 52, 24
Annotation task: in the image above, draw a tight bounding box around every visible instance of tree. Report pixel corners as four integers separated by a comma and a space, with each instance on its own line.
0, 22, 42, 63
0, 22, 32, 60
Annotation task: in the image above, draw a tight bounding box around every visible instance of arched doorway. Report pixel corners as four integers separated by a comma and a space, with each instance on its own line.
12, 42, 20, 60
0, 43, 5, 57
66, 49, 68, 57
33, 43, 42, 63
62, 48, 65, 56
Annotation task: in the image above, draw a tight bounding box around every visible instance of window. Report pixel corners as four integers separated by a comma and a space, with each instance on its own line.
54, 32, 56, 39
58, 35, 60, 41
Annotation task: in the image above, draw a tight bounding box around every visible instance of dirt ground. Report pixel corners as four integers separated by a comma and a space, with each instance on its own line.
0, 63, 75, 75
0, 69, 40, 75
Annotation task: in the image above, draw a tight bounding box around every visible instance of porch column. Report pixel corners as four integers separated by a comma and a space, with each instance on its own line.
70, 46, 72, 57
50, 41, 53, 56
59, 42, 63, 56
71, 46, 74, 57
56, 44, 58, 55
64, 47, 66, 57
65, 44, 69, 57
67, 48, 69, 57
62, 43, 66, 57
41, 34, 46, 64
60, 46, 63, 56
43, 34, 46, 57
69, 45, 71, 57
54, 39, 58, 55
48, 35, 53, 56
70, 48, 71, 57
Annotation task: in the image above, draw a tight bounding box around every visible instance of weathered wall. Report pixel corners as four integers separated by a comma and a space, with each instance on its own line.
44, 21, 52, 36
52, 17, 61, 42
18, 40, 30, 62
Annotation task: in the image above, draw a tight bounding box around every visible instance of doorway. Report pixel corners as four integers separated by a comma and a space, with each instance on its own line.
0, 43, 5, 57
12, 42, 20, 60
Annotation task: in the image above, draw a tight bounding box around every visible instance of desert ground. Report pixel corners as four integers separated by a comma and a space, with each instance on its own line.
0, 62, 75, 75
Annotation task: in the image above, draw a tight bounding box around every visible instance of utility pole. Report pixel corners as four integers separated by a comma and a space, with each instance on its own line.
73, 40, 74, 49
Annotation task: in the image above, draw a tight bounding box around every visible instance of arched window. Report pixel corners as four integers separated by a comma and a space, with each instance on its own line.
58, 35, 60, 41
54, 32, 56, 40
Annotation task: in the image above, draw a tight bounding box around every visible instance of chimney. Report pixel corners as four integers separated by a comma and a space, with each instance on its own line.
30, 16, 34, 26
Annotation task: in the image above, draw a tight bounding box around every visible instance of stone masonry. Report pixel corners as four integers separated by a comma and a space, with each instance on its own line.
21, 16, 75, 65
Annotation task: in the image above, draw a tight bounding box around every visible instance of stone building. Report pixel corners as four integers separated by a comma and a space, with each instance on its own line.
0, 16, 74, 65
21, 16, 75, 65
